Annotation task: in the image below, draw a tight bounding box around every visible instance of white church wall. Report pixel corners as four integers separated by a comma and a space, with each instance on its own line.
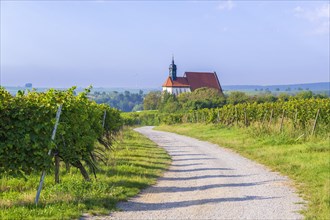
162, 87, 191, 95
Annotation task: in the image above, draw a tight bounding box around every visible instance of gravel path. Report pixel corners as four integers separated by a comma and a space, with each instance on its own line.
91, 126, 304, 220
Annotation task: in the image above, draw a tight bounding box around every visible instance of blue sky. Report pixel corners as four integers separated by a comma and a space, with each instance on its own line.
1, 1, 329, 88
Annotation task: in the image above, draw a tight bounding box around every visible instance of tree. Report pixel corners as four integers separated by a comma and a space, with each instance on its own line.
227, 91, 249, 105
143, 91, 162, 110
132, 104, 143, 112
278, 93, 290, 101
295, 91, 313, 99
158, 92, 181, 113
92, 90, 144, 112
177, 87, 225, 110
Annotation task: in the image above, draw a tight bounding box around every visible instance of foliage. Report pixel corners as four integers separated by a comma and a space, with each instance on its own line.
295, 90, 313, 99
122, 111, 161, 126
158, 88, 225, 112
132, 104, 143, 112
125, 98, 330, 137
0, 87, 123, 180
92, 90, 144, 112
155, 88, 327, 113
143, 91, 161, 110
177, 87, 226, 110
0, 128, 170, 219
226, 91, 249, 105
158, 92, 181, 113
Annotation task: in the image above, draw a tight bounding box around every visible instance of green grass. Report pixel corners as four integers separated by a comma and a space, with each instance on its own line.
0, 128, 170, 219
156, 123, 330, 219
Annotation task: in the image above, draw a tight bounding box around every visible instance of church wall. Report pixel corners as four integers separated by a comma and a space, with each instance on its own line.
162, 87, 191, 95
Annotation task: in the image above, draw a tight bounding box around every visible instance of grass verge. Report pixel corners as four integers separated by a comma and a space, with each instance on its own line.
156, 123, 330, 219
0, 127, 170, 219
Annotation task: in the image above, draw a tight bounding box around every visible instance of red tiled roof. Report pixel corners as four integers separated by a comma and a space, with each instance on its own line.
184, 72, 222, 92
162, 77, 190, 87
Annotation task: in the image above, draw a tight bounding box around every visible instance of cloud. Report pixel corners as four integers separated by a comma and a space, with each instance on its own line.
293, 6, 304, 14
217, 0, 235, 11
294, 3, 329, 34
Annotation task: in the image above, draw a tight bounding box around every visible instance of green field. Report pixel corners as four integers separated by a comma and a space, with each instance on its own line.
156, 123, 330, 219
0, 128, 170, 219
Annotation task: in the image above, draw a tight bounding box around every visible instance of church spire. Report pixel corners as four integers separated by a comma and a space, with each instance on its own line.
169, 55, 177, 80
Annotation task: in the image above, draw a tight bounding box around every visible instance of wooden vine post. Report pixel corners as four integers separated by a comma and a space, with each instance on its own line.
235, 107, 238, 126
262, 111, 267, 127
269, 109, 274, 127
102, 110, 107, 128
196, 111, 199, 123
54, 154, 60, 184
279, 109, 285, 132
311, 109, 320, 136
294, 109, 298, 128
35, 104, 62, 205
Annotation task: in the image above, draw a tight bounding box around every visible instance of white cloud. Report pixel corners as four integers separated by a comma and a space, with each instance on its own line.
294, 4, 329, 21
294, 3, 330, 34
314, 21, 330, 35
293, 6, 304, 13
217, 0, 235, 11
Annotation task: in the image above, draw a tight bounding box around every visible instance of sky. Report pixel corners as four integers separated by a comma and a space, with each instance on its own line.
0, 1, 329, 88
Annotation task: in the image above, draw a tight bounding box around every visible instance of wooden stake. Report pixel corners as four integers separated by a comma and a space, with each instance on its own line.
235, 107, 238, 126
102, 110, 107, 128
311, 109, 320, 136
262, 111, 267, 127
294, 109, 298, 128
54, 153, 60, 184
295, 133, 305, 142
269, 109, 274, 127
65, 162, 70, 173
280, 109, 285, 132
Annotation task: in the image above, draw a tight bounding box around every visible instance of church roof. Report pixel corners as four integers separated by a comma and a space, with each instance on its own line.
184, 72, 222, 92
162, 77, 190, 87
162, 72, 222, 91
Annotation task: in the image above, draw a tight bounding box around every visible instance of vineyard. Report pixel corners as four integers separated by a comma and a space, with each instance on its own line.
1, 87, 329, 218
123, 98, 330, 138
0, 87, 123, 182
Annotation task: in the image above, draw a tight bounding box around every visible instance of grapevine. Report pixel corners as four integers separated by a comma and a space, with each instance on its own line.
0, 87, 123, 180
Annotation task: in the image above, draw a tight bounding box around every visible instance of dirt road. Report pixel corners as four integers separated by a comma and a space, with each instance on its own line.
93, 126, 304, 219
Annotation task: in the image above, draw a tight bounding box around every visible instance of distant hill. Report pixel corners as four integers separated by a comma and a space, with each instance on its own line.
222, 82, 329, 93
3, 82, 329, 96
3, 86, 159, 96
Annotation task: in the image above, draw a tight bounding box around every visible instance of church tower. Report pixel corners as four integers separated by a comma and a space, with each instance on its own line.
169, 55, 177, 80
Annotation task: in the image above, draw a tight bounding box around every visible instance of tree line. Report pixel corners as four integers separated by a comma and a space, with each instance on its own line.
143, 88, 328, 113
92, 90, 144, 112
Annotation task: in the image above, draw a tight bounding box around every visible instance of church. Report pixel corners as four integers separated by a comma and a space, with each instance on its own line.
162, 57, 223, 96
